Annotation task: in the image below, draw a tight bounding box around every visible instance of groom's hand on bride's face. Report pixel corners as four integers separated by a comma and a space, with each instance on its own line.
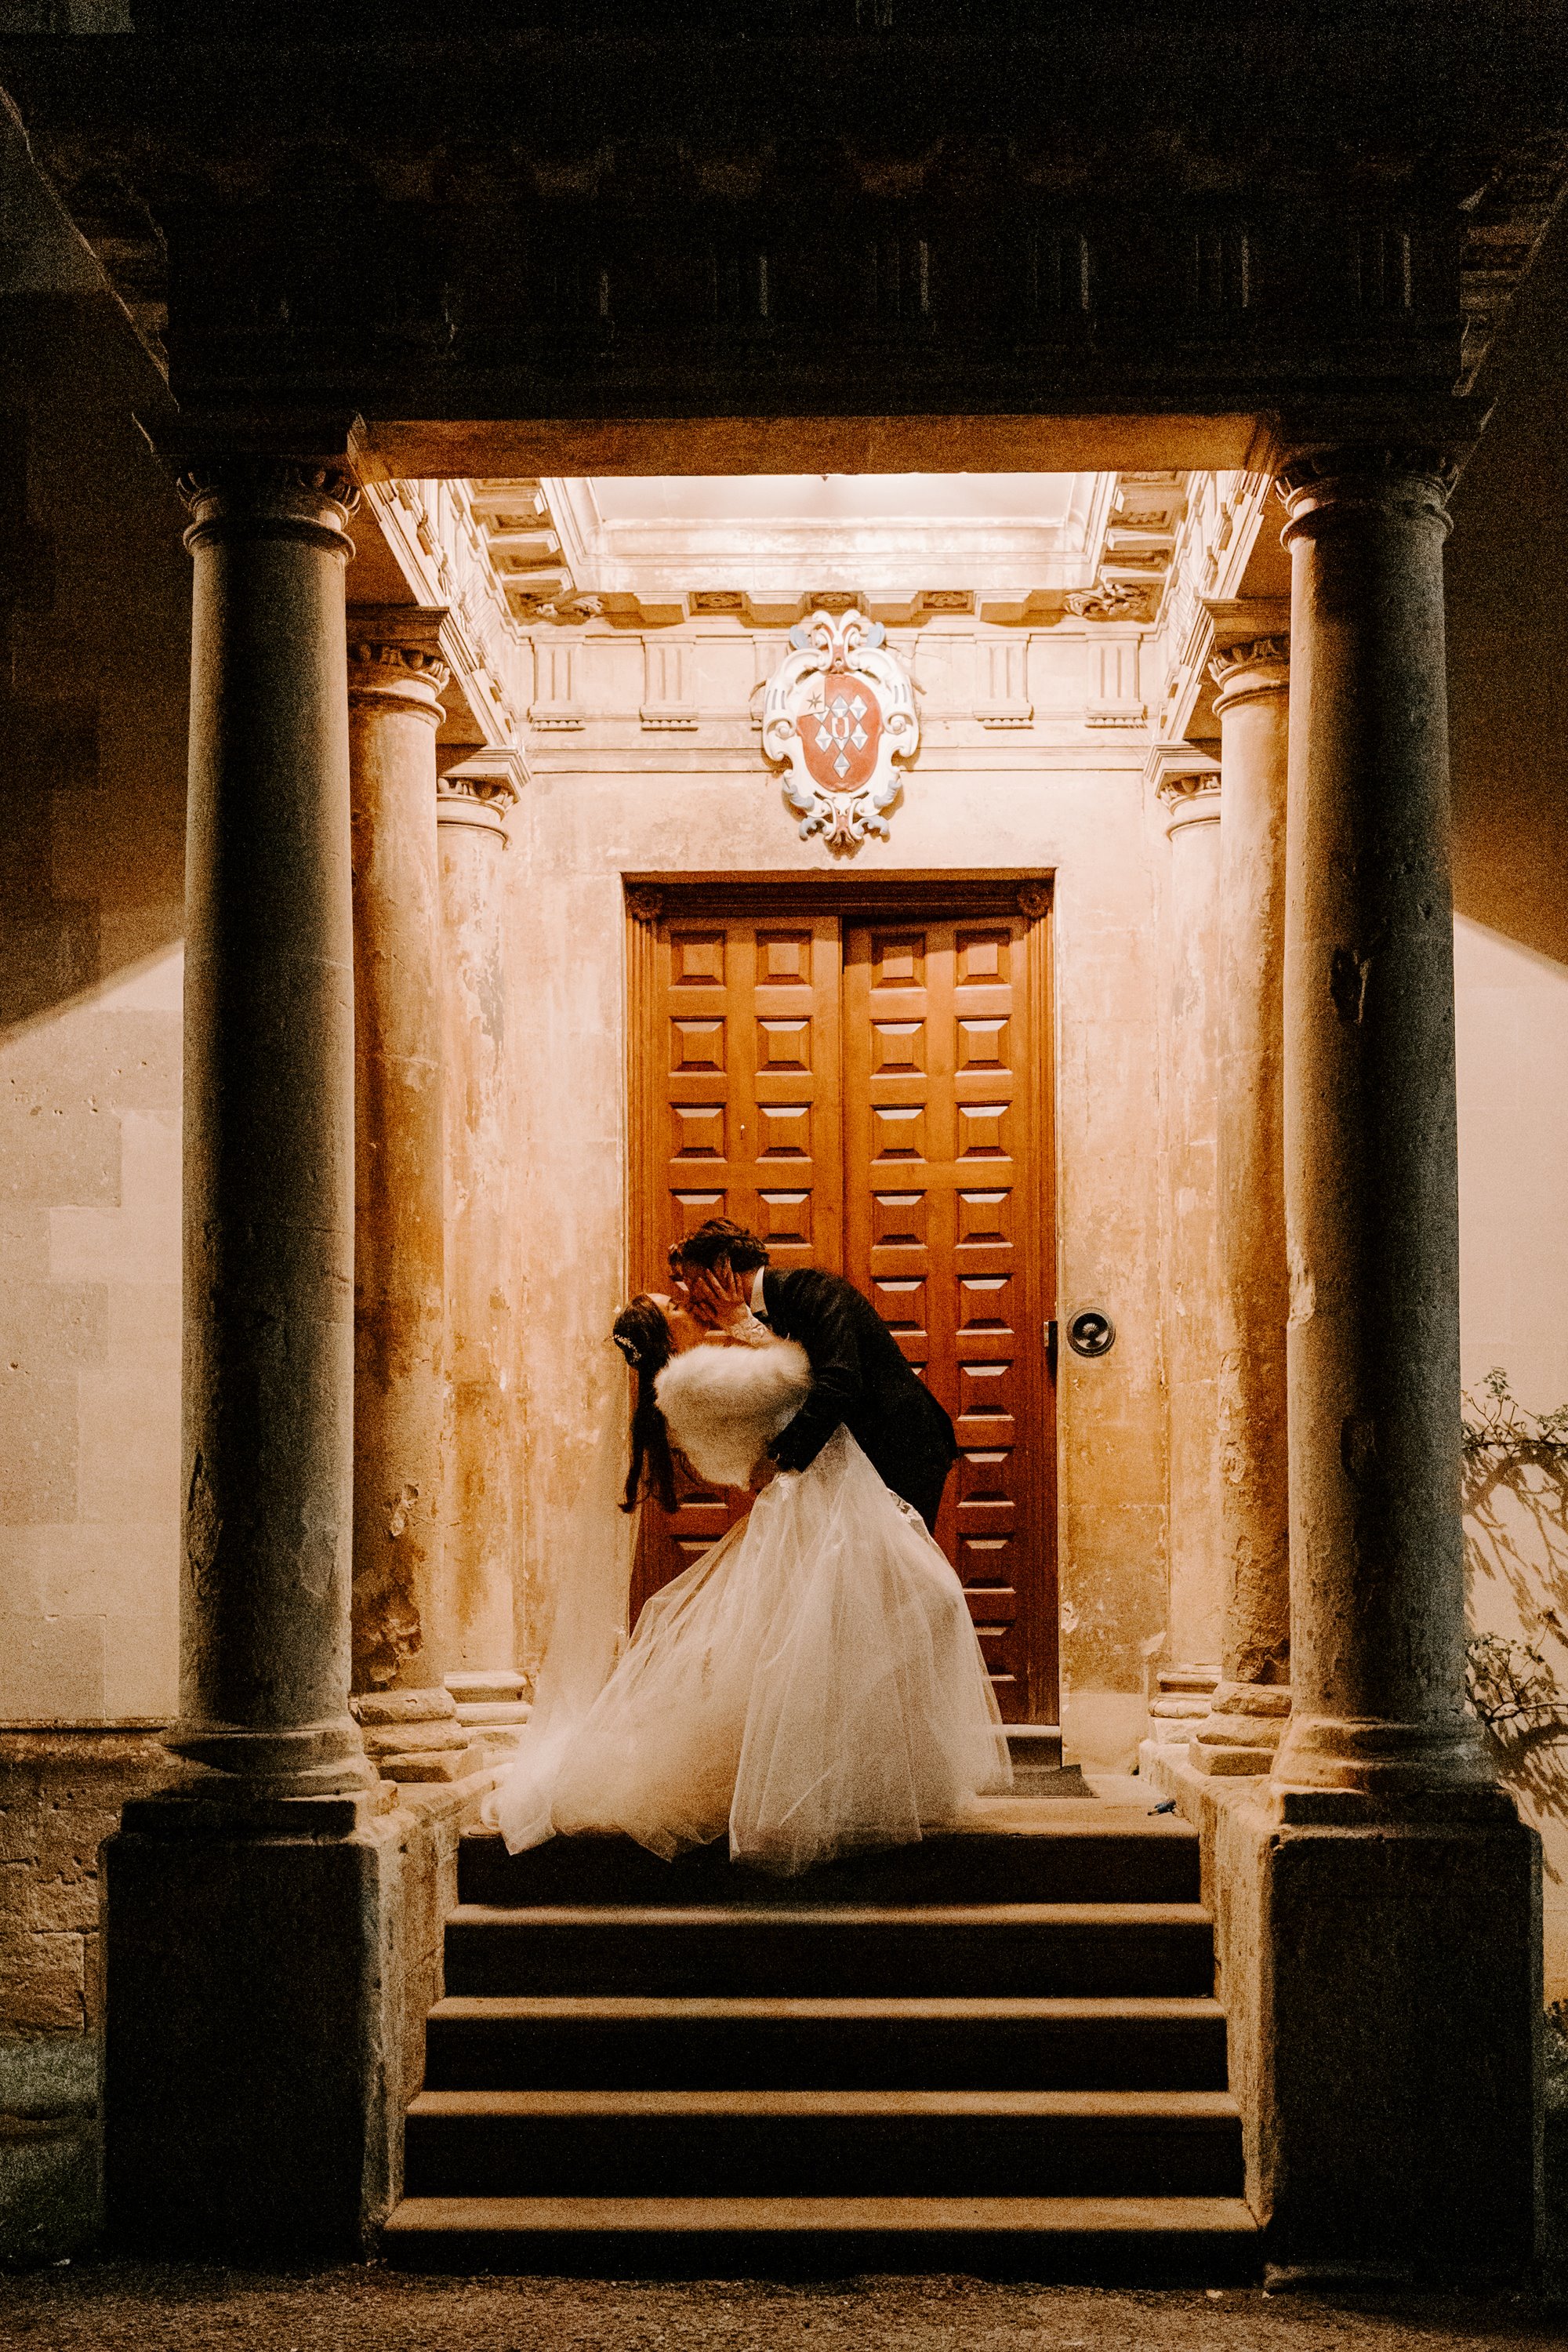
688, 1261, 749, 1331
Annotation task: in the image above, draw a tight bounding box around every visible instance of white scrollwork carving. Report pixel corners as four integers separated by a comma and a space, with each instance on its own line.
761, 608, 920, 848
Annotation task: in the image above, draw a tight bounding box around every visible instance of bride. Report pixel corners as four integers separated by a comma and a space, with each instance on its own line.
488, 1287, 1011, 1875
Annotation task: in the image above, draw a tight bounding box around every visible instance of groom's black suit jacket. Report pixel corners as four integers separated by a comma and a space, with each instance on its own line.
760, 1268, 957, 1532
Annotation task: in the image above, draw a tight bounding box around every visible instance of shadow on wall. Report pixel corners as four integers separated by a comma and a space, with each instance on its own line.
1465, 1377, 1568, 1864
0, 111, 187, 1043
1448, 194, 1568, 969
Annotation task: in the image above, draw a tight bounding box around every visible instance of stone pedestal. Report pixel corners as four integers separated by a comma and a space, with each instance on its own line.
1149, 1750, 1541, 2282
1154, 757, 1225, 1711
437, 750, 529, 1729
103, 1788, 404, 2256
347, 609, 452, 1704
1193, 620, 1294, 1776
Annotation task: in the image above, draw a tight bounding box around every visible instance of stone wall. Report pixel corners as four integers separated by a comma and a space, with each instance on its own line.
0, 1730, 175, 2259
1449, 196, 1568, 1998
0, 107, 189, 1730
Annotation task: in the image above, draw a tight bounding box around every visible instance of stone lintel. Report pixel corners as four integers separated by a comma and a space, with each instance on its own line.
1250, 392, 1495, 484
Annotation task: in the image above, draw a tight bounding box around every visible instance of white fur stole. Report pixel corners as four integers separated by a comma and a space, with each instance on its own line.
654, 1338, 812, 1489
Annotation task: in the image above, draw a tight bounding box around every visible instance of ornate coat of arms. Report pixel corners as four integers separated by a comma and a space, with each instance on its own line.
762, 609, 919, 847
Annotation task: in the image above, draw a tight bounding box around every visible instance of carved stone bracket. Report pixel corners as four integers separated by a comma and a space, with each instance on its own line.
1067, 583, 1158, 623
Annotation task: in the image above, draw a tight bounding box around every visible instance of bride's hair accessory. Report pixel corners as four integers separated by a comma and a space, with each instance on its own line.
613, 1331, 642, 1368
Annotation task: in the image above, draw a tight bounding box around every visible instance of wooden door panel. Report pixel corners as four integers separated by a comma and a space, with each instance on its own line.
633, 909, 841, 1619
844, 913, 1050, 1722
630, 886, 1056, 1721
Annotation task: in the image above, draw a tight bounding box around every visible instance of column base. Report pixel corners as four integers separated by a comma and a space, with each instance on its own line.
1146, 1664, 1219, 1748
1190, 1681, 1292, 1777
1271, 1710, 1495, 1796
351, 1687, 481, 1783
165, 1717, 377, 1798
445, 1670, 532, 1753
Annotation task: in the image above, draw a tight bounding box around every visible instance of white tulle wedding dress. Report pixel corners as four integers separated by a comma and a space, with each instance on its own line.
488, 1334, 1011, 1875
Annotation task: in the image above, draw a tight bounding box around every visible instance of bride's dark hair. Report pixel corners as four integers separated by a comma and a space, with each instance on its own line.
612, 1294, 677, 1515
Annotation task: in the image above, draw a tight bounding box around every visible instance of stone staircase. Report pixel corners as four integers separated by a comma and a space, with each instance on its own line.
383, 1792, 1258, 2279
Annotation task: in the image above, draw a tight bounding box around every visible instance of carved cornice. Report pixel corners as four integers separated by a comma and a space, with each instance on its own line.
436, 747, 525, 838
361, 477, 526, 759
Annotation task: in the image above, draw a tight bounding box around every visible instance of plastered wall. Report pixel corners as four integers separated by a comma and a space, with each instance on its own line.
510, 622, 1173, 1769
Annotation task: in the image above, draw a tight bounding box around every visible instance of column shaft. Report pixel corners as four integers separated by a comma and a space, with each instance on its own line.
1192, 638, 1294, 1773
347, 621, 449, 1694
1272, 448, 1486, 1794
1153, 768, 1224, 1734
437, 753, 524, 1693
173, 460, 370, 1794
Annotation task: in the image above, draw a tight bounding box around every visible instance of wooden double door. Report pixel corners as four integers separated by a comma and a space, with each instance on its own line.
627, 880, 1058, 1723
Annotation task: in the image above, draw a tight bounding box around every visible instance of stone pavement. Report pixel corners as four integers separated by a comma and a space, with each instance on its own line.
2, 2270, 1567, 2351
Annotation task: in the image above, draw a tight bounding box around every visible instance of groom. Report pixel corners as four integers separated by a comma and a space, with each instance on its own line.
670, 1218, 957, 1533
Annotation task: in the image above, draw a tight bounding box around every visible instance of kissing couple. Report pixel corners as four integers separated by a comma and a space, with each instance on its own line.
488, 1218, 1011, 1875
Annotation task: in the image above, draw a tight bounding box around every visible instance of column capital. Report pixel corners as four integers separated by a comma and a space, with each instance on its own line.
1276, 447, 1456, 546
1149, 744, 1221, 837
437, 746, 526, 836
348, 604, 452, 724
1208, 633, 1290, 717
176, 457, 360, 558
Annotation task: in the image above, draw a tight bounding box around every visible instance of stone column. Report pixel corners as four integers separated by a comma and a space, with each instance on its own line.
1191, 629, 1294, 1775
436, 750, 529, 1735
347, 609, 477, 1783
103, 456, 417, 2260
171, 459, 371, 1799
1148, 760, 1225, 1747
1270, 448, 1489, 1797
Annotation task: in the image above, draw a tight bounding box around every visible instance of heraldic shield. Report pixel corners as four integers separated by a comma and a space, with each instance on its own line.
761, 609, 920, 847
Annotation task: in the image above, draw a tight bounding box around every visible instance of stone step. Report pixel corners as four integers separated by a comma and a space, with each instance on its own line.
401, 2087, 1245, 2200
442, 1903, 1216, 2000
382, 2191, 1261, 2282
456, 1808, 1200, 1910
423, 1991, 1229, 2092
